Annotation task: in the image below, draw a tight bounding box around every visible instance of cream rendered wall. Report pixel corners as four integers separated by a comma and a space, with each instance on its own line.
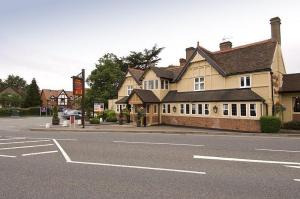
117, 72, 141, 99
142, 70, 169, 100
280, 93, 300, 122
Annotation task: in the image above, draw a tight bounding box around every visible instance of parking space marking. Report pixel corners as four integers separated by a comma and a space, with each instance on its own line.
27, 137, 78, 141
113, 141, 205, 147
0, 144, 54, 151
53, 139, 206, 175
0, 140, 50, 145
0, 154, 16, 158
256, 148, 300, 153
193, 155, 300, 165
21, 150, 58, 157
284, 165, 300, 169
0, 137, 26, 141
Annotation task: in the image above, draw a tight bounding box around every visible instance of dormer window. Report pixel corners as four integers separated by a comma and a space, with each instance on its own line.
161, 80, 169, 90
240, 76, 251, 88
194, 77, 204, 91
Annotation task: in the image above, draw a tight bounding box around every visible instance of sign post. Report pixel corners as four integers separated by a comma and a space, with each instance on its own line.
72, 69, 85, 128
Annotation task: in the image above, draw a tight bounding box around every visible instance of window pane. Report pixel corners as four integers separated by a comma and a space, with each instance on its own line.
241, 77, 245, 87
294, 97, 300, 112
198, 104, 203, 115
144, 81, 147, 90
155, 80, 158, 89
180, 104, 184, 114
166, 81, 169, 89
246, 76, 251, 86
205, 104, 209, 115
146, 105, 150, 113
162, 104, 166, 113
223, 104, 228, 115
250, 104, 256, 116
161, 80, 165, 89
186, 104, 190, 114
192, 104, 196, 114
167, 104, 171, 113
231, 104, 237, 116
200, 82, 204, 90
240, 104, 247, 116
149, 80, 154, 90
154, 105, 157, 113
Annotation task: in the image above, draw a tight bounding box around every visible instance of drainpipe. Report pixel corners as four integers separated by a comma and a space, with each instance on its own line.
270, 71, 275, 116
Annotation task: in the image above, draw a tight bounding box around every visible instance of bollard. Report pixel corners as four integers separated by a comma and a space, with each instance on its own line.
45, 123, 50, 128
62, 120, 68, 127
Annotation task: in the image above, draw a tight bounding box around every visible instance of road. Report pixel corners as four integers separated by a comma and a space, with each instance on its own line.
0, 117, 300, 199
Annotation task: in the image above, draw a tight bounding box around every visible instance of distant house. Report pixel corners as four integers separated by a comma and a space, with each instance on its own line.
0, 87, 23, 108
40, 89, 75, 110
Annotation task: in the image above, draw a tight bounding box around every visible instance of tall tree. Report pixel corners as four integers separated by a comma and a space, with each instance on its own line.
4, 75, 27, 90
23, 78, 41, 107
87, 53, 124, 107
123, 44, 164, 70
0, 79, 5, 90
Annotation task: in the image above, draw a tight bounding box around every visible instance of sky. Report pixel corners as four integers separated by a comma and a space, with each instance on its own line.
0, 0, 300, 90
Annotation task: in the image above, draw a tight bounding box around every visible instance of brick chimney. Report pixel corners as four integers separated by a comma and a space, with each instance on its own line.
179, 58, 186, 66
270, 17, 281, 44
219, 41, 232, 51
186, 47, 195, 60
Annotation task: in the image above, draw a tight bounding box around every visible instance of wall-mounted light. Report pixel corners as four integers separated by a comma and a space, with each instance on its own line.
213, 105, 218, 113
173, 106, 177, 113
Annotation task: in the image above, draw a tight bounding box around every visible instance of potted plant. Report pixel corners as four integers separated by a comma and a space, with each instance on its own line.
52, 106, 60, 125
136, 107, 144, 127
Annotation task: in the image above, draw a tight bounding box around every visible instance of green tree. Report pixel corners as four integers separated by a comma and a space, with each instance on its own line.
23, 78, 41, 108
123, 44, 164, 70
4, 75, 27, 90
87, 53, 124, 107
0, 93, 22, 108
0, 79, 5, 90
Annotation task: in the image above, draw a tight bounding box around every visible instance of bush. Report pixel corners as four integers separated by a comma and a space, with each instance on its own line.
0, 107, 41, 117
283, 121, 300, 130
52, 106, 60, 125
89, 117, 100, 124
260, 116, 281, 133
106, 110, 117, 122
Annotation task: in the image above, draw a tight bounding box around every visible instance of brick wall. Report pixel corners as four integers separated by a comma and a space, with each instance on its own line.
161, 116, 261, 132
293, 114, 300, 122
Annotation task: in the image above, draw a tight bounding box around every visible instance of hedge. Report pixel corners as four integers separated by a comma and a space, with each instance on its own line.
89, 118, 100, 124
260, 116, 281, 133
0, 107, 41, 117
283, 121, 300, 130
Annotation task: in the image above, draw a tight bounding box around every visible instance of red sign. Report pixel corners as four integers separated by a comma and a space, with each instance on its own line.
73, 77, 83, 96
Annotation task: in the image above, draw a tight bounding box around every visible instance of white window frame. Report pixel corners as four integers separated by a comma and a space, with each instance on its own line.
185, 104, 190, 115
165, 80, 169, 89
231, 104, 238, 116
155, 80, 159, 89
204, 104, 209, 115
144, 81, 148, 90
240, 103, 247, 117
240, 75, 251, 88
194, 77, 205, 91
153, 104, 157, 114
148, 80, 154, 90
223, 104, 229, 116
198, 104, 203, 115
249, 103, 257, 117
167, 104, 171, 114
180, 104, 185, 114
192, 104, 196, 115
162, 104, 166, 114
127, 85, 133, 96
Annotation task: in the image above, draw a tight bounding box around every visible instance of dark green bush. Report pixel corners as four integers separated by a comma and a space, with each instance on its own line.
89, 118, 100, 124
0, 107, 40, 117
260, 116, 281, 133
106, 110, 117, 122
283, 121, 300, 130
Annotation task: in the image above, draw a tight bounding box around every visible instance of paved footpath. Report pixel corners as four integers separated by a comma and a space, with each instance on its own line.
0, 117, 300, 199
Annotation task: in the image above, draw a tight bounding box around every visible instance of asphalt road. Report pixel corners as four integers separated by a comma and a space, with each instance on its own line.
0, 117, 300, 199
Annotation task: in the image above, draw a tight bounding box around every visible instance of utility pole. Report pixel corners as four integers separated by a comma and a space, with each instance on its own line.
81, 69, 85, 128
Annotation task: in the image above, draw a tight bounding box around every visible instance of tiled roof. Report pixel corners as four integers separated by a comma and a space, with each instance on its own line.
41, 89, 74, 99
176, 39, 277, 81
116, 96, 129, 104
128, 89, 160, 103
162, 89, 264, 103
280, 73, 300, 93
128, 68, 144, 84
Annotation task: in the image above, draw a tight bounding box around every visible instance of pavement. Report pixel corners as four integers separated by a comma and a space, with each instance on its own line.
0, 117, 300, 199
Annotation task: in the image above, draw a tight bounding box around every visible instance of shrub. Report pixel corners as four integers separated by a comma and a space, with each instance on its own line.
89, 117, 100, 124
283, 121, 300, 130
52, 106, 60, 125
106, 110, 117, 122
0, 107, 41, 117
260, 116, 281, 133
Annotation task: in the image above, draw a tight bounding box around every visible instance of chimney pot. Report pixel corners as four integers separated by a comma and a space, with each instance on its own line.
219, 41, 232, 51
179, 58, 186, 66
270, 17, 281, 44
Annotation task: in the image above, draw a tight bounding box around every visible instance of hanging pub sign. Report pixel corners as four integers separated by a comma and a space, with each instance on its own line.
73, 77, 83, 96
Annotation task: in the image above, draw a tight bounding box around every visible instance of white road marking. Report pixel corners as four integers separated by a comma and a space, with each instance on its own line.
113, 141, 204, 147
0, 137, 26, 141
22, 150, 58, 157
53, 139, 71, 162
0, 140, 50, 145
53, 139, 206, 175
0, 154, 16, 158
256, 148, 300, 153
28, 137, 77, 141
0, 144, 54, 151
284, 165, 300, 169
294, 179, 300, 182
193, 155, 300, 165
71, 160, 206, 174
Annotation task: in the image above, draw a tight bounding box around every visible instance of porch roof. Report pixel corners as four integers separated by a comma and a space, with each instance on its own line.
115, 96, 129, 104
127, 89, 160, 104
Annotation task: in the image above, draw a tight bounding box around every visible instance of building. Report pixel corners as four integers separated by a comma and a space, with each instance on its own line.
0, 87, 23, 108
40, 89, 75, 110
109, 17, 299, 132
